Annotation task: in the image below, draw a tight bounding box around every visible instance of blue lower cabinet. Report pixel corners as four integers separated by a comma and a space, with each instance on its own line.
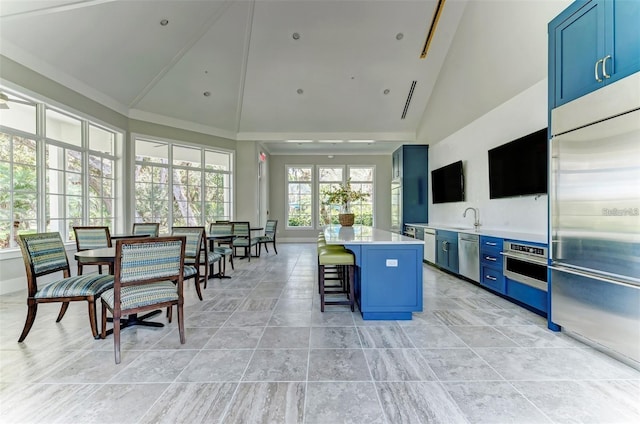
505, 278, 548, 313
347, 243, 423, 320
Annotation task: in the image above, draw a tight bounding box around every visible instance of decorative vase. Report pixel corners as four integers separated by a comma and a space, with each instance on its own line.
338, 213, 355, 227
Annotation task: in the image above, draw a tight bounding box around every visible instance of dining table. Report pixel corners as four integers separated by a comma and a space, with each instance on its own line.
74, 247, 164, 334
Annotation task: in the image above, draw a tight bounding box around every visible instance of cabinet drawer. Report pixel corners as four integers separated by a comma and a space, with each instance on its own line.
480, 236, 502, 250
480, 265, 505, 294
481, 251, 503, 267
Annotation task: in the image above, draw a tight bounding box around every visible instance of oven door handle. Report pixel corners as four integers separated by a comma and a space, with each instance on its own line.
501, 251, 548, 266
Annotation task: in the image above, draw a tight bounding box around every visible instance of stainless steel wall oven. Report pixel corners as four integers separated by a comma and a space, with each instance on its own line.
502, 241, 548, 292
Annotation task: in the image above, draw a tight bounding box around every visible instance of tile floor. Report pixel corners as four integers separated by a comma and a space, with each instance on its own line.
1, 243, 639, 423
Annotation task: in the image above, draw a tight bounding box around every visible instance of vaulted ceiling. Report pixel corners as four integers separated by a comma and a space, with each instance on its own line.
0, 0, 569, 154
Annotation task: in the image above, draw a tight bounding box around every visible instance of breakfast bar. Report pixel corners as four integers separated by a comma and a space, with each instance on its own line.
323, 225, 424, 320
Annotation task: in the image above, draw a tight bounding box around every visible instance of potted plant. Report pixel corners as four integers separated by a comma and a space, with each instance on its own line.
321, 179, 369, 226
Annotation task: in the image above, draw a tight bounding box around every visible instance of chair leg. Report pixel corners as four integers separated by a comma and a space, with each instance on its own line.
319, 265, 325, 313
18, 301, 38, 342
56, 302, 70, 322
194, 278, 203, 301
113, 312, 121, 364
178, 302, 186, 344
167, 306, 173, 323
77, 264, 84, 275
273, 242, 278, 255
101, 302, 107, 339
229, 254, 234, 270
87, 298, 99, 339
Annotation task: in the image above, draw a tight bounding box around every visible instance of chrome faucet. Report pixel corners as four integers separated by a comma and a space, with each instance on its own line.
463, 207, 480, 230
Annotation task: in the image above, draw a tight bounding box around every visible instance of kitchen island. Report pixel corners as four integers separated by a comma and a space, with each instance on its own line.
323, 225, 424, 320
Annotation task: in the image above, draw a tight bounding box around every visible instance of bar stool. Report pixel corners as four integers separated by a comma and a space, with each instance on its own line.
318, 248, 355, 312
317, 240, 346, 294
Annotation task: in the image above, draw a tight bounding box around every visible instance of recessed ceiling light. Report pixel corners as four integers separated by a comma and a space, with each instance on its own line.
285, 139, 312, 143
292, 32, 300, 40
160, 19, 169, 26
396, 33, 403, 40
296, 88, 304, 95
203, 91, 211, 97
383, 89, 390, 95
318, 140, 343, 143
347, 140, 375, 143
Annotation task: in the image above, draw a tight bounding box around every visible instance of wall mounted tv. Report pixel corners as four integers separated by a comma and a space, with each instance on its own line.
488, 128, 548, 199
431, 160, 464, 204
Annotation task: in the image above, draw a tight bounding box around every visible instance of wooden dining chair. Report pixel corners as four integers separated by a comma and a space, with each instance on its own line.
101, 236, 186, 364
230, 221, 258, 261
209, 222, 235, 273
132, 222, 160, 237
17, 232, 114, 342
73, 226, 112, 275
170, 226, 210, 300
256, 219, 278, 256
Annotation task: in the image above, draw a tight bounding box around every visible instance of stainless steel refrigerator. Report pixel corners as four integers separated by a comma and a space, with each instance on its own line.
549, 72, 640, 366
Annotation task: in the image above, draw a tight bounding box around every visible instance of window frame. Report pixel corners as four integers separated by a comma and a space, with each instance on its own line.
285, 164, 376, 230
132, 134, 234, 233
285, 165, 315, 229
0, 88, 123, 250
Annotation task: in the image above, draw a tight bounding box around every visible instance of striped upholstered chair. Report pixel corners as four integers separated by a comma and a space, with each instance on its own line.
101, 236, 186, 364
256, 219, 278, 256
230, 221, 258, 261
208, 222, 234, 274
132, 222, 160, 237
171, 226, 206, 300
73, 226, 112, 275
17, 232, 114, 342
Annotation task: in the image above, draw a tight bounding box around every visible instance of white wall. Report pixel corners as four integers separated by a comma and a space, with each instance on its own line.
427, 80, 548, 235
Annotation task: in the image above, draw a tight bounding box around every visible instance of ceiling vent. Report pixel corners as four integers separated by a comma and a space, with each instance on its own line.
420, 0, 446, 59
401, 80, 417, 120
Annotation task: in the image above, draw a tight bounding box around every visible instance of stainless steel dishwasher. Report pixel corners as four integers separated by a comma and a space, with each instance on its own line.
458, 232, 479, 282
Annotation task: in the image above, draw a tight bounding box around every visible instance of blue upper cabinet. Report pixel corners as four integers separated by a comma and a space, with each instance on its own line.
549, 0, 640, 108
392, 145, 429, 230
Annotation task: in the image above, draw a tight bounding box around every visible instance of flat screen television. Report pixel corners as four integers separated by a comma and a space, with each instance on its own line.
488, 128, 548, 199
431, 160, 464, 204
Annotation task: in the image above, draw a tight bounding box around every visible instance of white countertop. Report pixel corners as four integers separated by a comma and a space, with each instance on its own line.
324, 225, 424, 245
405, 223, 547, 244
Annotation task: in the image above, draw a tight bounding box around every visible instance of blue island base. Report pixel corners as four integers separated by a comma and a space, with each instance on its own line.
361, 311, 413, 320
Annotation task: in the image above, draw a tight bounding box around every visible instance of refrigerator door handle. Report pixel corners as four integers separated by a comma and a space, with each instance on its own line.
550, 265, 640, 290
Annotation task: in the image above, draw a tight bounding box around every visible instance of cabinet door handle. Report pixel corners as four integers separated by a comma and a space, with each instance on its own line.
602, 55, 611, 79
485, 242, 497, 246
595, 58, 604, 82
443, 241, 448, 252
485, 275, 497, 281
485, 256, 497, 262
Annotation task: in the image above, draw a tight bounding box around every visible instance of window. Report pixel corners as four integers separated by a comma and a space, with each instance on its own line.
286, 164, 375, 229
318, 165, 374, 227
88, 125, 116, 227
318, 166, 344, 226
286, 166, 313, 228
0, 134, 38, 248
134, 137, 233, 233
347, 167, 374, 226
0, 89, 122, 249
204, 150, 232, 222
